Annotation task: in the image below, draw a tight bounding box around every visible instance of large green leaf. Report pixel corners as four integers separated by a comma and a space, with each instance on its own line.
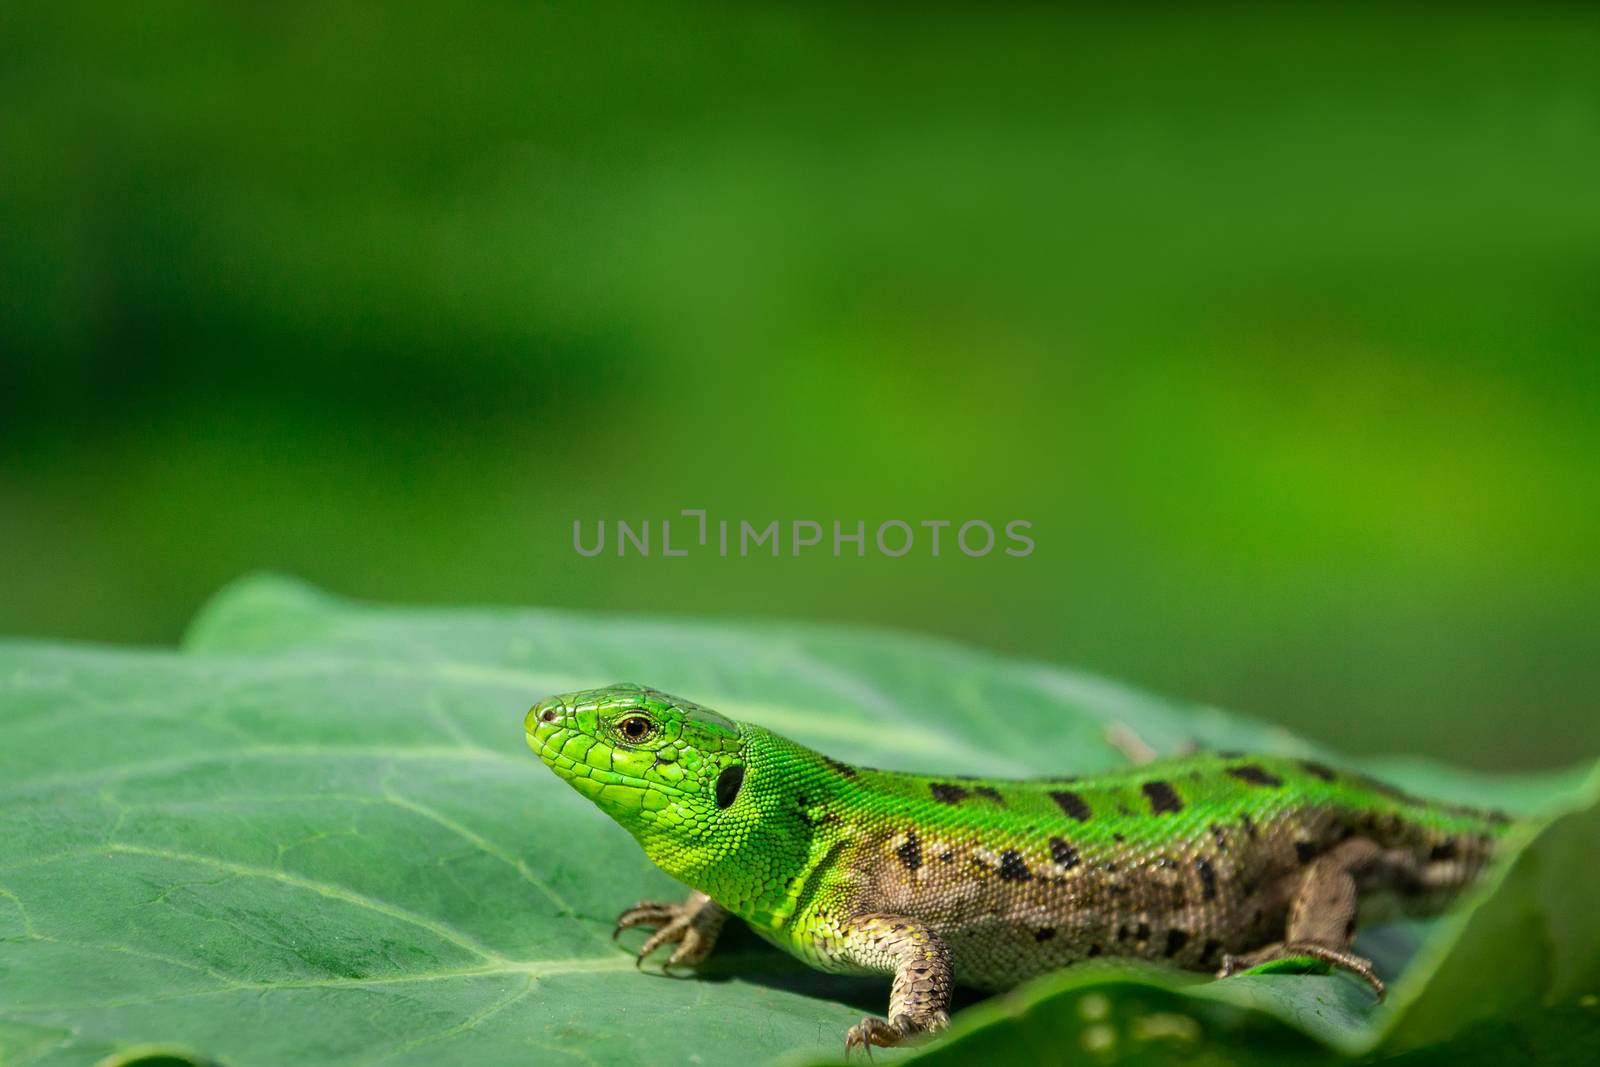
0, 575, 1594, 1066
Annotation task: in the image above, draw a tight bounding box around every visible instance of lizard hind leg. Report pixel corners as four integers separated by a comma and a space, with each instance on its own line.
613, 890, 729, 969
839, 914, 954, 1056
1218, 837, 1387, 1000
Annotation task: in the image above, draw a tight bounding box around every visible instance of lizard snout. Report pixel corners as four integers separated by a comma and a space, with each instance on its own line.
525, 700, 570, 736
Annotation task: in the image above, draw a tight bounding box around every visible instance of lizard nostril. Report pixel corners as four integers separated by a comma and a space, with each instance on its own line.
541, 709, 557, 723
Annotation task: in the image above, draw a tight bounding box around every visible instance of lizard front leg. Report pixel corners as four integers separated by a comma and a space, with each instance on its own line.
1218, 837, 1386, 999
613, 890, 728, 968
837, 914, 953, 1056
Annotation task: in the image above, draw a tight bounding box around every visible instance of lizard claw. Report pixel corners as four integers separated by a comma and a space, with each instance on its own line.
613, 900, 678, 940
844, 1013, 944, 1058
634, 922, 680, 964
611, 892, 728, 970
844, 1017, 895, 1058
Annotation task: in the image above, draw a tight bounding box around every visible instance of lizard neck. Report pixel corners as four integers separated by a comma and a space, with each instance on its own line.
639, 724, 853, 930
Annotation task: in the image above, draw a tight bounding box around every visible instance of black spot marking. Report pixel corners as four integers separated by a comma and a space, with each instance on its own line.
1102, 861, 1119, 874
1226, 765, 1284, 788
1087, 943, 1103, 957
1116, 924, 1130, 942
823, 756, 857, 778
1112, 832, 1126, 844
1134, 922, 1151, 941
1034, 927, 1056, 943
715, 765, 745, 809
1300, 760, 1337, 781
1165, 929, 1189, 957
795, 793, 808, 806
1049, 790, 1092, 822
1200, 938, 1222, 966
1140, 780, 1183, 814
897, 830, 922, 873
939, 850, 954, 863
1295, 840, 1317, 864
1048, 836, 1080, 869
974, 786, 1006, 805
1195, 856, 1218, 900
930, 783, 969, 804
1430, 838, 1459, 862
998, 850, 1032, 881
1210, 824, 1229, 851
1240, 813, 1258, 839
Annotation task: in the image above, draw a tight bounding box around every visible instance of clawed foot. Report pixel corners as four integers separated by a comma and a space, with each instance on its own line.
844, 1012, 947, 1058
1218, 941, 1386, 1001
612, 891, 728, 970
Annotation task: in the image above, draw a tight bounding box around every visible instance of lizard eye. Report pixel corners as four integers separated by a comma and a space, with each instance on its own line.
617, 715, 656, 743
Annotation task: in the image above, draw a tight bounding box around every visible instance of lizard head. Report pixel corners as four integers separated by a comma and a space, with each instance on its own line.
525, 683, 747, 864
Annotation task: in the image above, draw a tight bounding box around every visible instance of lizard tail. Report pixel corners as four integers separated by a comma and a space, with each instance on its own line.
1345, 779, 1512, 913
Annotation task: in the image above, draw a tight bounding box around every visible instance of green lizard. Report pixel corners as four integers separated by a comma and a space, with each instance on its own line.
525, 683, 1510, 1054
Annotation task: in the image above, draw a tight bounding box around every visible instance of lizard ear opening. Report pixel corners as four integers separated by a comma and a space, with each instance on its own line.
715, 765, 745, 809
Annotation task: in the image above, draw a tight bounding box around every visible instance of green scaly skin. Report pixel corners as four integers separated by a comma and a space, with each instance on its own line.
525, 684, 1512, 1054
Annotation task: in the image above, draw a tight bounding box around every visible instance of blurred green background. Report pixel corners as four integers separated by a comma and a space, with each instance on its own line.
3, 2, 1597, 769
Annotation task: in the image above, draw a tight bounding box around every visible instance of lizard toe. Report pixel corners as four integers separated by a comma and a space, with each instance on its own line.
613, 901, 679, 939
616, 891, 728, 970
844, 1016, 906, 1058
633, 919, 687, 965
665, 931, 713, 968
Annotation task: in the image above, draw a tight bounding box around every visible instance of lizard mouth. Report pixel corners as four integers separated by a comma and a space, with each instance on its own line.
524, 699, 574, 756
523, 703, 581, 781
522, 697, 703, 811
524, 717, 569, 767
523, 706, 660, 796
525, 720, 611, 798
